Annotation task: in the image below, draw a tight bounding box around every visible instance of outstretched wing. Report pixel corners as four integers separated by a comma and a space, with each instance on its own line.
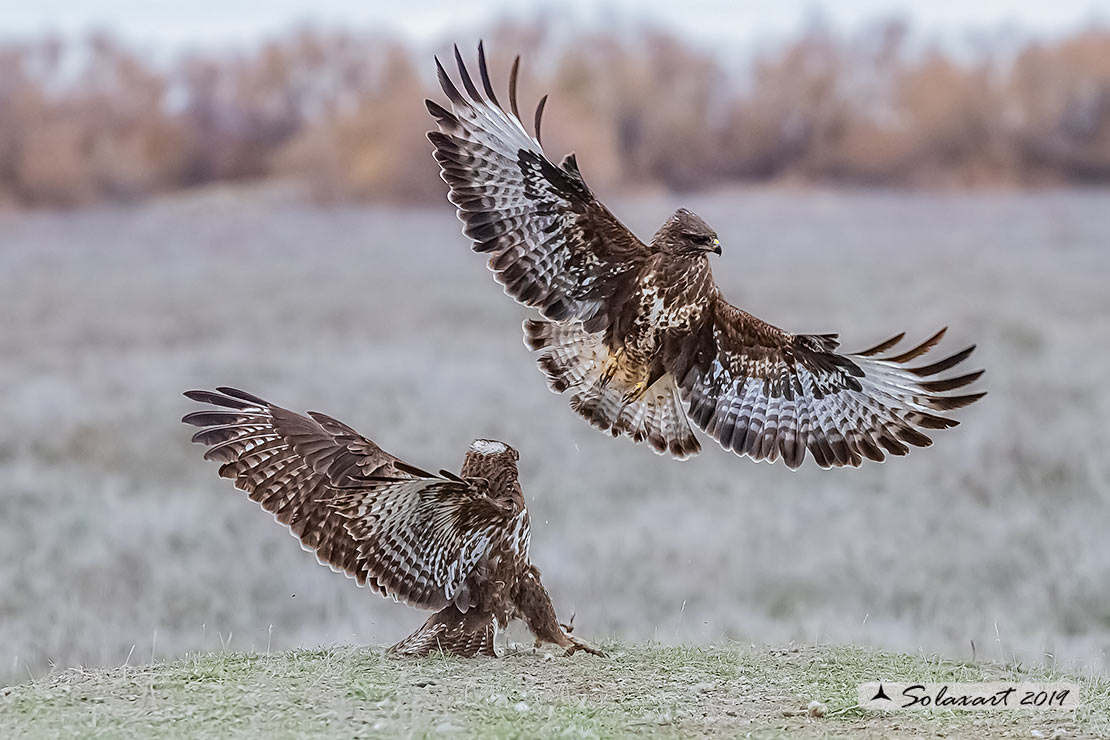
182, 387, 517, 610
327, 479, 517, 610
427, 43, 649, 332
673, 299, 985, 469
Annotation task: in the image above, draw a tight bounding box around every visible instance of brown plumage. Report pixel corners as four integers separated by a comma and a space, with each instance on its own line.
182, 387, 603, 658
427, 43, 985, 468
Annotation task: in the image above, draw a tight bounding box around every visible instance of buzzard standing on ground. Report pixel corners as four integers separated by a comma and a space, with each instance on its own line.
182, 387, 603, 658
427, 44, 985, 467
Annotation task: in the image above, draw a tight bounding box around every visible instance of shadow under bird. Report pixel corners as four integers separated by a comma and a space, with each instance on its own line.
182, 387, 603, 658
427, 43, 985, 467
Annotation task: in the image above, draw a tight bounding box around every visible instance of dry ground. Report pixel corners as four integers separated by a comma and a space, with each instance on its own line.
1, 186, 1108, 686
2, 643, 1106, 739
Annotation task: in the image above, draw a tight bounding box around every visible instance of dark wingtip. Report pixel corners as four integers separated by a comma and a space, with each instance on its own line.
434, 54, 464, 104
476, 40, 500, 108
918, 369, 985, 393
425, 98, 452, 121
855, 331, 905, 357
926, 390, 987, 411
214, 386, 268, 405
534, 94, 548, 147
908, 344, 976, 377
183, 388, 259, 410
952, 390, 988, 407
508, 55, 521, 120
453, 43, 482, 102
886, 327, 948, 363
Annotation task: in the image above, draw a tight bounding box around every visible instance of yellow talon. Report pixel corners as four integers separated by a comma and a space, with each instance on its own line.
598, 350, 622, 388
622, 379, 649, 403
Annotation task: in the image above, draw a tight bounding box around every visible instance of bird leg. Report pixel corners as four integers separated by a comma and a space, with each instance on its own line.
599, 348, 652, 403
598, 349, 624, 388
563, 635, 606, 657
621, 377, 650, 404
516, 566, 604, 658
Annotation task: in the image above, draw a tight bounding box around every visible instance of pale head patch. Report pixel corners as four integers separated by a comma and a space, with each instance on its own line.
469, 439, 508, 455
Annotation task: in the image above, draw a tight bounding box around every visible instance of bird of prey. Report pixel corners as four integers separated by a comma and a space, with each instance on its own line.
426, 43, 985, 468
182, 387, 603, 658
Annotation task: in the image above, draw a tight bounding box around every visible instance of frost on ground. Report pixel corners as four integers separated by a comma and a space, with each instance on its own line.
1, 644, 1106, 740
0, 188, 1108, 684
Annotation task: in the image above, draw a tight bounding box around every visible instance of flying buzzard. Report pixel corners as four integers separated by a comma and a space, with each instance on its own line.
427, 44, 985, 468
182, 387, 603, 658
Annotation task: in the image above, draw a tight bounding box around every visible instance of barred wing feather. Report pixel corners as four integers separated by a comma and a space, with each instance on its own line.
677, 299, 985, 469
427, 43, 648, 333
182, 388, 518, 610
326, 477, 517, 610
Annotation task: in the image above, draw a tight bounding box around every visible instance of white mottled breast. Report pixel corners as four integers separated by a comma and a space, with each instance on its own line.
627, 259, 711, 356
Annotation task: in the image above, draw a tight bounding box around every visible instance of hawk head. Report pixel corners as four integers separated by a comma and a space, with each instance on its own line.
653, 208, 721, 256
461, 439, 521, 505
465, 439, 518, 460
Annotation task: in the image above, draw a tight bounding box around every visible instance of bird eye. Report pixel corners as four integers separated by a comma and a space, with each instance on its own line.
685, 233, 710, 245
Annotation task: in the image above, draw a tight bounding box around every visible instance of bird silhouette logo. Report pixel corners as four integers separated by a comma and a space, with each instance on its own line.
871, 684, 892, 702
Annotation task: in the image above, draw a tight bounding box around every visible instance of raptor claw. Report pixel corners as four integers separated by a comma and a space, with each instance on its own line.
621, 380, 648, 403
564, 636, 605, 658
598, 350, 624, 388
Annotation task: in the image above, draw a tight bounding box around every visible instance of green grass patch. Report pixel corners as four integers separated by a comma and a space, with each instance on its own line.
2, 643, 1105, 739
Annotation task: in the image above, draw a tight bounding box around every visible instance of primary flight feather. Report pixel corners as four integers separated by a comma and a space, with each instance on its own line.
427, 43, 985, 468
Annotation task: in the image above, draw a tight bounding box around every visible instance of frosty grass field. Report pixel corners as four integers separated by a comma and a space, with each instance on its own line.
1, 186, 1108, 686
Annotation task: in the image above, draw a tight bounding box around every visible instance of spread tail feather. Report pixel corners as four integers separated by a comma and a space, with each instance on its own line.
388, 605, 498, 658
523, 319, 700, 460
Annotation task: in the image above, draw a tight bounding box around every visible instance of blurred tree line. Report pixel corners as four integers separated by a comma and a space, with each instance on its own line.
1, 18, 1108, 208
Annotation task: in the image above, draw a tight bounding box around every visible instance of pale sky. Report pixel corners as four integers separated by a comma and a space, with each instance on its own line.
1, 0, 1106, 51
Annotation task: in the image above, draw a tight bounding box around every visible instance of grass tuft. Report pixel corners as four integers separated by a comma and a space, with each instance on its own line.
2, 643, 1105, 739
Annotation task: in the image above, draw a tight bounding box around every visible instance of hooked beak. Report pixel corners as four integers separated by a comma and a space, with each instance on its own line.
710, 237, 722, 255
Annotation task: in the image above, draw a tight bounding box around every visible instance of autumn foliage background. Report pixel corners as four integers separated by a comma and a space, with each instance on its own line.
2, 17, 1109, 209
